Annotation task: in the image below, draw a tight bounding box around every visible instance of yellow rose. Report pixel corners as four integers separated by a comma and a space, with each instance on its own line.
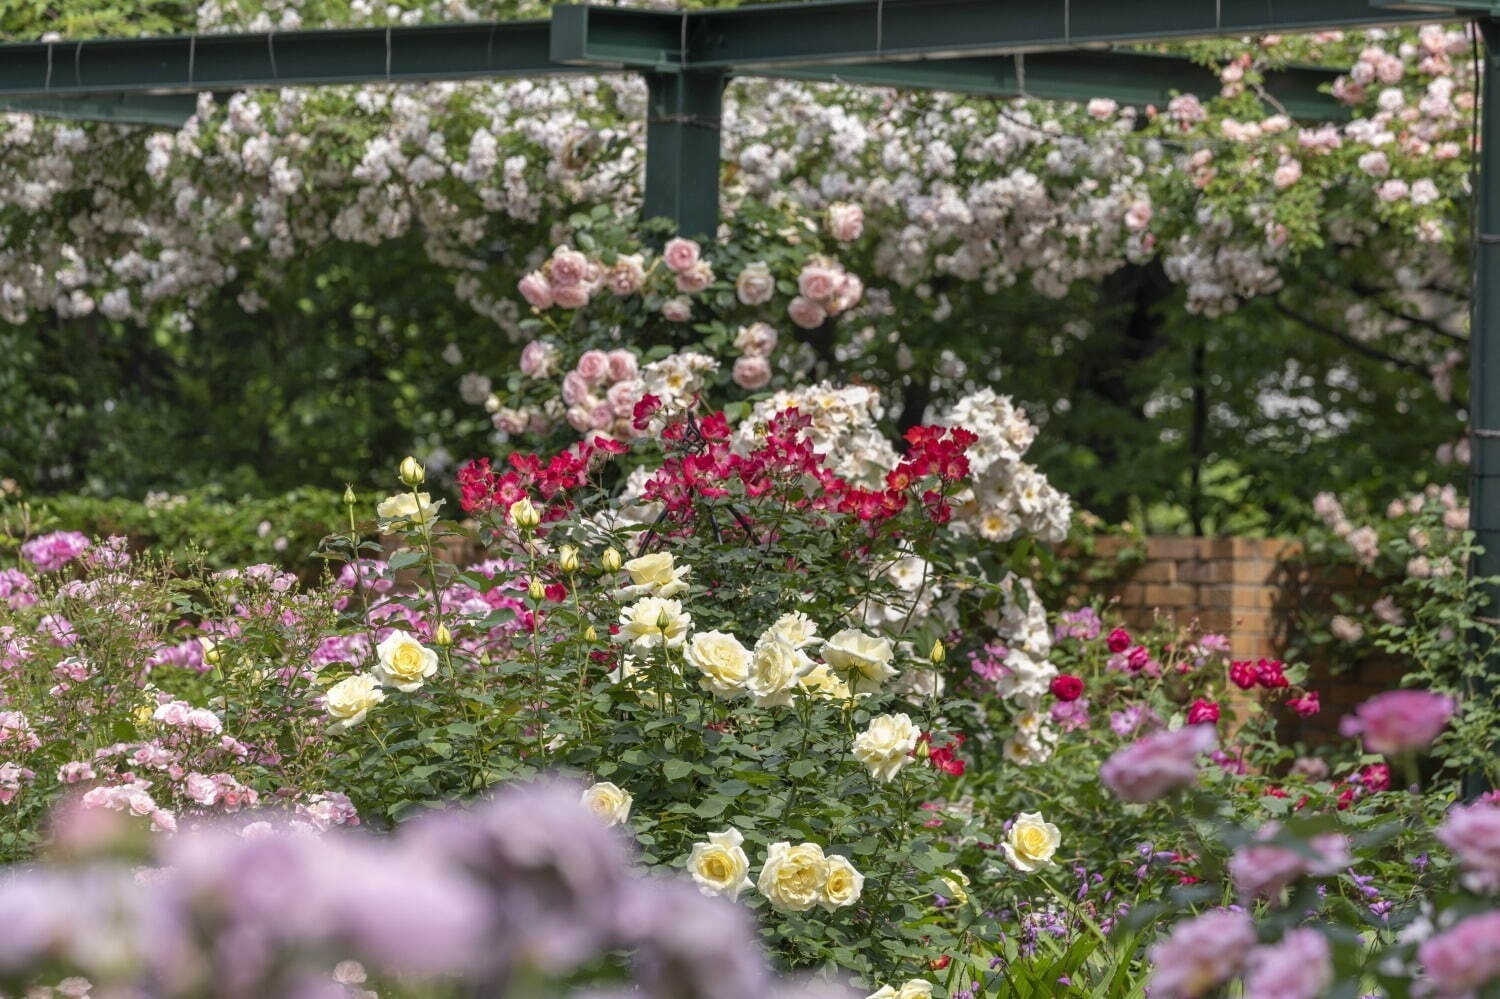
940, 869, 971, 907
761, 610, 818, 650
616, 551, 691, 599
324, 674, 385, 729
373, 632, 438, 692
684, 630, 751, 698
746, 639, 811, 708
865, 981, 934, 999
508, 496, 541, 529
1003, 811, 1061, 872
852, 713, 920, 782
757, 841, 830, 912
375, 492, 442, 527
798, 663, 853, 701
580, 781, 633, 826
820, 855, 864, 911
687, 828, 752, 900
614, 597, 691, 650
822, 628, 897, 694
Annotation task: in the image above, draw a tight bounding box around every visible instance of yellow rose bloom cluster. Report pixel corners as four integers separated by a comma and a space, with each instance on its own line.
580, 781, 633, 827
757, 841, 863, 913
1003, 811, 1062, 872
852, 712, 921, 782
324, 674, 385, 729
372, 631, 439, 693
866, 980, 935, 999
686, 828, 753, 900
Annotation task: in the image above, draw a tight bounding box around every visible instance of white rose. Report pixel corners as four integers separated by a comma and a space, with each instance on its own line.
685, 631, 751, 698
820, 854, 864, 911
798, 663, 853, 700
324, 674, 385, 729
375, 492, 442, 526
581, 781, 633, 826
852, 713, 920, 782
616, 551, 691, 599
822, 628, 897, 694
615, 597, 691, 649
746, 639, 812, 707
373, 631, 439, 692
735, 261, 776, 306
761, 610, 818, 650
687, 828, 753, 900
865, 981, 935, 999
1003, 811, 1061, 872
758, 841, 830, 912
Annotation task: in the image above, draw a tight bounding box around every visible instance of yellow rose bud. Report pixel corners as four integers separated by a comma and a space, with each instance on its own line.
585, 626, 599, 643
529, 578, 547, 601
602, 547, 623, 572
509, 497, 541, 530
434, 623, 453, 647
929, 638, 946, 664
201, 638, 220, 666
559, 544, 580, 574
398, 456, 425, 487
342, 484, 357, 506
914, 738, 931, 760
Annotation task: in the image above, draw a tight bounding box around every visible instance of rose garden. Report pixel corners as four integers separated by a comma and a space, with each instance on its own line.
1, 1, 1499, 997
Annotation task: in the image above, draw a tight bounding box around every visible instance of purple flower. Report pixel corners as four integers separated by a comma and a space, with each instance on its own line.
20, 531, 91, 572
1243, 929, 1332, 999
1100, 725, 1217, 803
1339, 689, 1455, 755
1147, 909, 1256, 999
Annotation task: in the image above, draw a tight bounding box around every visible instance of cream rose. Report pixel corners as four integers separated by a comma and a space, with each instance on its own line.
1003, 811, 1061, 872
746, 639, 812, 708
820, 854, 865, 911
865, 981, 934, 999
687, 828, 753, 900
375, 492, 442, 527
685, 631, 751, 698
615, 597, 691, 650
761, 610, 818, 650
822, 628, 897, 694
798, 663, 853, 701
758, 841, 830, 912
580, 781, 633, 827
852, 713, 920, 782
617, 551, 691, 599
735, 261, 775, 305
373, 632, 438, 692
324, 674, 385, 729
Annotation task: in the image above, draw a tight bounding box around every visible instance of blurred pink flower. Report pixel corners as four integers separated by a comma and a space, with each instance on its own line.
1339, 689, 1454, 755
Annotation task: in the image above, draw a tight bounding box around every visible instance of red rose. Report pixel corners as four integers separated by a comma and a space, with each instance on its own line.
1106, 627, 1132, 653
1126, 645, 1151, 672
1228, 660, 1258, 690
1286, 691, 1320, 717
1256, 658, 1289, 689
1187, 699, 1220, 725
1049, 674, 1085, 701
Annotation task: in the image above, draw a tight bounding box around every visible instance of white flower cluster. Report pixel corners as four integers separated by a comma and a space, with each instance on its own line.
734, 381, 898, 487
989, 574, 1059, 766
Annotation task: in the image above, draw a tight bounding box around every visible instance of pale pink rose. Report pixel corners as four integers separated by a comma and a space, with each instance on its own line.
662, 237, 700, 273
787, 295, 828, 330
187, 708, 223, 734
1229, 842, 1308, 901
590, 403, 614, 431
576, 350, 610, 384
736, 261, 775, 305
1376, 179, 1410, 203
518, 271, 553, 310
493, 409, 528, 435
566, 405, 594, 433
1434, 141, 1462, 160
1357, 150, 1390, 177
185, 772, 219, 806
549, 246, 589, 288
1273, 158, 1302, 188
153, 702, 191, 727
733, 322, 778, 357
1330, 615, 1363, 642
1147, 910, 1256, 999
830, 273, 864, 313
561, 370, 592, 406
606, 349, 638, 381
1339, 689, 1454, 755
1444, 507, 1469, 531
605, 254, 647, 294
1435, 800, 1500, 892
606, 380, 639, 417
1085, 98, 1118, 120
1375, 53, 1404, 84
552, 283, 590, 310
1411, 178, 1441, 206
1124, 200, 1152, 232
797, 264, 839, 302
1418, 911, 1500, 996
827, 202, 865, 242
1243, 929, 1332, 999
151, 809, 177, 833
520, 339, 559, 378
1100, 724, 1217, 802
675, 259, 715, 294
732, 355, 772, 390
58, 761, 95, 784
662, 297, 692, 322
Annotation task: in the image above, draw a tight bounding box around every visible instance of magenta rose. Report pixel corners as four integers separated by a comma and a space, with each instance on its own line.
1106, 628, 1131, 653
1186, 699, 1220, 726
1339, 689, 1455, 755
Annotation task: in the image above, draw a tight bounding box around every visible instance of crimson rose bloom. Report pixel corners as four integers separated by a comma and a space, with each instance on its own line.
1106, 628, 1132, 653
1187, 699, 1220, 725
1049, 674, 1084, 702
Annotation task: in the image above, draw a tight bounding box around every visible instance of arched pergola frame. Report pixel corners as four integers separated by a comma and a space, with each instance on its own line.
0, 0, 1492, 789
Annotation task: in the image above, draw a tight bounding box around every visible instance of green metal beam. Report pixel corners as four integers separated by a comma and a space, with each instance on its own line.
550, 5, 684, 71
747, 51, 1346, 120
0, 20, 587, 97
644, 69, 726, 238
678, 0, 1455, 70
0, 93, 196, 127
1468, 18, 1500, 799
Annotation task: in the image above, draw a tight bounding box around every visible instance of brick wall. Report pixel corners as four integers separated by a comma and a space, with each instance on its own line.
1081, 536, 1405, 743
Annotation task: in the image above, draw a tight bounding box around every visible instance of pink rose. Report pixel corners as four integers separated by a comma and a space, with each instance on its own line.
1436, 800, 1500, 892
518, 271, 553, 310
736, 262, 775, 305
662, 237, 700, 273
829, 273, 864, 313
548, 246, 589, 288
797, 264, 839, 302
1100, 724, 1216, 803
1124, 200, 1152, 232
827, 202, 864, 242
661, 297, 692, 323
1418, 911, 1500, 996
576, 350, 610, 384
1243, 930, 1332, 999
1273, 158, 1302, 188
787, 295, 827, 330
566, 405, 594, 433
1339, 689, 1454, 755
1187, 699, 1220, 725
519, 339, 559, 378
606, 380, 639, 417
733, 322, 778, 357
606, 349, 638, 382
561, 370, 592, 407
1228, 842, 1307, 901
732, 355, 772, 390
552, 283, 590, 310
1147, 910, 1255, 999
674, 259, 715, 294
1376, 178, 1410, 203
605, 254, 646, 295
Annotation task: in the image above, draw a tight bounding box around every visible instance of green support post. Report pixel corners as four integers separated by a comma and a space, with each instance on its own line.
643, 70, 726, 238
1469, 19, 1500, 799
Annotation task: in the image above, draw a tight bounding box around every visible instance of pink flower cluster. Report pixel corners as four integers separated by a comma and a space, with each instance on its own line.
1227, 824, 1350, 901
1146, 909, 1255, 999
1435, 800, 1500, 893
560, 347, 641, 436
1418, 911, 1500, 997
788, 256, 863, 330
1339, 689, 1454, 755
20, 531, 90, 572
1100, 724, 1216, 803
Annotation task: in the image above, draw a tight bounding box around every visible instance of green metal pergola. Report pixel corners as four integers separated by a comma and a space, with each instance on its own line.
0, 0, 1496, 782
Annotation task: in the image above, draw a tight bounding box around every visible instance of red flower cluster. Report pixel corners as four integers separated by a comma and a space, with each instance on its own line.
457, 435, 626, 515
917, 731, 967, 776
1228, 657, 1286, 690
